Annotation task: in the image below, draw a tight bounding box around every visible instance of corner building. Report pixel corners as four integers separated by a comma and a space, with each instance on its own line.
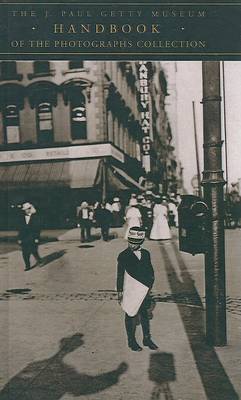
0, 60, 177, 228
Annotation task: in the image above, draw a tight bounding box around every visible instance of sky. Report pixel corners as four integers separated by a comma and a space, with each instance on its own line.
164, 61, 241, 194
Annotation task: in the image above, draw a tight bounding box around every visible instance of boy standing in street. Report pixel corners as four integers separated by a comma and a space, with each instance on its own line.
117, 226, 158, 351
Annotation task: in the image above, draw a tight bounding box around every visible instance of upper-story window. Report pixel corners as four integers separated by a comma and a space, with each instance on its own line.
28, 61, 55, 80
3, 104, 20, 144
70, 92, 87, 140
33, 61, 50, 75
0, 62, 22, 81
36, 102, 54, 144
1, 62, 17, 76
69, 61, 84, 69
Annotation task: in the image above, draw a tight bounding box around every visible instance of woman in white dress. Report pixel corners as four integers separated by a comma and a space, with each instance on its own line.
124, 198, 142, 240
150, 197, 171, 240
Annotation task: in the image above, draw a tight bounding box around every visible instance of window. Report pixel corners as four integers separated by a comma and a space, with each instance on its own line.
0, 61, 19, 80
3, 104, 20, 144
70, 93, 87, 140
28, 62, 54, 79
69, 61, 84, 70
33, 61, 50, 75
37, 102, 54, 144
1, 62, 17, 76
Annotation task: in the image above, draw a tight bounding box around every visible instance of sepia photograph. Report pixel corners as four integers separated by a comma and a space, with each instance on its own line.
0, 58, 240, 399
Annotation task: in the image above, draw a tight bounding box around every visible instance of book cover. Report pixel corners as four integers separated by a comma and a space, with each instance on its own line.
0, 1, 240, 399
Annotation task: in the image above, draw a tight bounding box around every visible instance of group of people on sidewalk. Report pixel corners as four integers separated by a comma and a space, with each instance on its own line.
124, 193, 180, 242
76, 191, 180, 244
14, 190, 180, 271
77, 201, 113, 243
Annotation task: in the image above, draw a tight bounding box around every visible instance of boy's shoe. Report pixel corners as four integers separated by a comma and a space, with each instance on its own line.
143, 337, 158, 350
128, 340, 142, 352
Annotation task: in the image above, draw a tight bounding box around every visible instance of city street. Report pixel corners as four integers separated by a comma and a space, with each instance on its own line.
0, 227, 240, 400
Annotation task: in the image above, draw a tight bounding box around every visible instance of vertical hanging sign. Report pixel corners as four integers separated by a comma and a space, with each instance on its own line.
138, 61, 151, 173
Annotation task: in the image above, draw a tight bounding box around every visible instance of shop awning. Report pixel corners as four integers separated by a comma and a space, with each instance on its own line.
109, 165, 145, 191
0, 159, 144, 192
0, 159, 102, 190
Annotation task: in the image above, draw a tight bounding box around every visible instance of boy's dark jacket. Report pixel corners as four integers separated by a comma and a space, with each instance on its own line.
116, 247, 154, 292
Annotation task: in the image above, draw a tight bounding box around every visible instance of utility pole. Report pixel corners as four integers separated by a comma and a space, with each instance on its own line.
202, 61, 227, 346
222, 61, 229, 196
192, 101, 202, 197
102, 65, 109, 203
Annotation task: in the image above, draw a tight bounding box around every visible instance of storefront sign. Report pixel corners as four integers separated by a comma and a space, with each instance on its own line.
138, 61, 151, 172
0, 143, 124, 163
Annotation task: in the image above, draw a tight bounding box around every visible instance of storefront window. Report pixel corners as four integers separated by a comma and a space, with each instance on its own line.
3, 104, 20, 144
37, 102, 54, 144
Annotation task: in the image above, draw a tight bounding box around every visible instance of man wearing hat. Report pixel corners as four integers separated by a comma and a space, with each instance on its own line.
112, 197, 122, 227
17, 202, 41, 271
77, 201, 92, 242
116, 226, 158, 351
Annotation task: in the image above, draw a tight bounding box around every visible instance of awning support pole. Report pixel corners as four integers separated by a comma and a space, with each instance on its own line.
102, 158, 107, 203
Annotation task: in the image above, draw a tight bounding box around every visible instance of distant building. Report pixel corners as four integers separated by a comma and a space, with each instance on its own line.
161, 61, 185, 194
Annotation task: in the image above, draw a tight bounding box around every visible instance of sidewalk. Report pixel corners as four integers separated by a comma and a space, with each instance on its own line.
0, 229, 67, 242
0, 229, 240, 399
0, 226, 123, 242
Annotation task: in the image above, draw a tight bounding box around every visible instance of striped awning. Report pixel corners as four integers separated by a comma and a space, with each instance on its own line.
0, 159, 144, 192
0, 159, 101, 189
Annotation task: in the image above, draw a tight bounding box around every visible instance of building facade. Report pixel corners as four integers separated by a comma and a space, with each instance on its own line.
160, 61, 185, 194
0, 60, 178, 228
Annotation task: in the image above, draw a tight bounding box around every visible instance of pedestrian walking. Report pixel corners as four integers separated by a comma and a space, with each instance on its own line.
77, 201, 92, 242
105, 200, 113, 213
112, 197, 123, 227
95, 202, 113, 241
17, 202, 42, 271
168, 197, 179, 228
150, 196, 172, 240
228, 183, 241, 228
117, 226, 158, 351
141, 198, 154, 238
136, 195, 146, 214
124, 198, 142, 240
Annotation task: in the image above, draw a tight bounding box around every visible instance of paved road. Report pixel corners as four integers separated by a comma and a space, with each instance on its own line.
0, 227, 240, 400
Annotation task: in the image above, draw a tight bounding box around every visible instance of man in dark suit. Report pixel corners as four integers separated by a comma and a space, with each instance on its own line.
94, 202, 113, 241
17, 202, 41, 271
117, 226, 158, 352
